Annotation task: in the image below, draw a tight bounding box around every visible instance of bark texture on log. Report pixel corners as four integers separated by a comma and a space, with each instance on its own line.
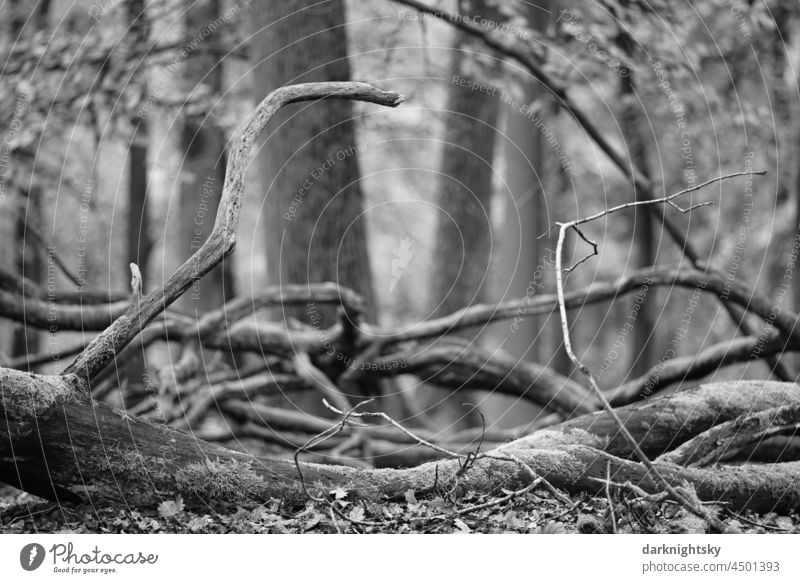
2, 378, 799, 513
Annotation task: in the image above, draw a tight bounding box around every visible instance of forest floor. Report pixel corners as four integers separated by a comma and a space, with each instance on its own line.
2, 483, 798, 534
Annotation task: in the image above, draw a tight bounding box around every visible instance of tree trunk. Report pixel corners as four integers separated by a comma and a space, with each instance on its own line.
176, 0, 234, 316
618, 70, 659, 378
485, 0, 563, 426
1, 373, 797, 515
419, 0, 502, 428
430, 43, 499, 321
250, 0, 375, 325
13, 187, 44, 358
123, 0, 153, 395
6, 1, 50, 360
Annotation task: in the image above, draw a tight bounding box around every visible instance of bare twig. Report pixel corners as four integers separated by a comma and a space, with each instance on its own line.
436, 480, 539, 521
722, 508, 791, 532
566, 171, 764, 230
553, 174, 751, 533
605, 461, 617, 534
323, 400, 569, 508
324, 399, 463, 459
293, 398, 376, 502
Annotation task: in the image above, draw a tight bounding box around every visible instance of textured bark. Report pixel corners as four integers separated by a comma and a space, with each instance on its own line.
250, 0, 375, 324
1, 378, 798, 513
0, 82, 405, 507
658, 403, 800, 467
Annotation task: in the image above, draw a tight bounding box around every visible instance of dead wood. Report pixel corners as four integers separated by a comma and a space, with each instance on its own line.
2, 374, 798, 514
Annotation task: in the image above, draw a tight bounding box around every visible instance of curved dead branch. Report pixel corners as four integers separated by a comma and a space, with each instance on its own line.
373, 342, 598, 416
609, 331, 790, 406
61, 83, 404, 385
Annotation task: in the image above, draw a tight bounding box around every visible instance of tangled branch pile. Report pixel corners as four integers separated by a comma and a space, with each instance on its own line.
0, 81, 798, 535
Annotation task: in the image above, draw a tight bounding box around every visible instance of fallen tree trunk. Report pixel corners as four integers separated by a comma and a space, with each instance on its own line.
2, 374, 799, 513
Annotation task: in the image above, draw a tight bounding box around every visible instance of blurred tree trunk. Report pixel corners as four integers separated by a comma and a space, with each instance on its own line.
618, 65, 658, 378
792, 18, 800, 375
127, 0, 152, 283
430, 51, 498, 321
6, 1, 50, 35
778, 5, 800, 377
8, 1, 50, 360
128, 124, 151, 283
490, 1, 552, 363
485, 1, 568, 427
123, 0, 152, 393
733, 1, 797, 378
176, 0, 233, 317
13, 187, 44, 358
250, 0, 375, 325
422, 0, 502, 427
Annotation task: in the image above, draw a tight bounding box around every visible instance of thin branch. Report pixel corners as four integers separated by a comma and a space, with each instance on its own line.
363, 265, 789, 347
564, 225, 598, 273
293, 353, 352, 413
570, 171, 764, 228
293, 398, 376, 502
194, 282, 365, 339
605, 461, 617, 534
553, 177, 744, 533
324, 399, 463, 459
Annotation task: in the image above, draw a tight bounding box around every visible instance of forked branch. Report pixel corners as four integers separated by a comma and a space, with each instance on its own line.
552, 171, 762, 532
